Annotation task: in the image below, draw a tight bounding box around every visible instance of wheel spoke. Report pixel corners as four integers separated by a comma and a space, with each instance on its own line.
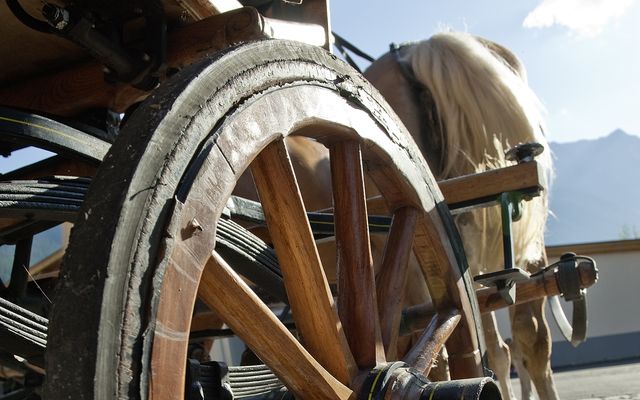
251, 139, 356, 384
413, 212, 483, 377
330, 140, 385, 368
200, 252, 352, 400
376, 206, 419, 359
403, 309, 461, 376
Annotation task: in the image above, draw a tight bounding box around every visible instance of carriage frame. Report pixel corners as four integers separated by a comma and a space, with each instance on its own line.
0, 1, 597, 399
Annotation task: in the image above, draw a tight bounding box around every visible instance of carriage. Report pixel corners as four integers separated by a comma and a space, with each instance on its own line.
0, 1, 598, 399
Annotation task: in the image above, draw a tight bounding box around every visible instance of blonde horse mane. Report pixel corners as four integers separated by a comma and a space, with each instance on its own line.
400, 31, 553, 271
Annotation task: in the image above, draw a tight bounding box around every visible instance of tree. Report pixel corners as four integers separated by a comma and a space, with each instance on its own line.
619, 224, 640, 240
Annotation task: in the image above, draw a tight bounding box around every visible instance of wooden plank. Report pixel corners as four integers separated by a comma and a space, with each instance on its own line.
268, 0, 331, 50
438, 161, 543, 210
299, 0, 331, 51
250, 139, 356, 385
0, 7, 328, 117
547, 239, 640, 257
376, 206, 418, 359
190, 310, 223, 332
0, 1, 85, 88
476, 258, 598, 313
29, 248, 64, 277
262, 17, 327, 47
412, 212, 483, 378
174, 0, 242, 20
176, 0, 330, 50
1, 156, 98, 180
200, 252, 352, 400
402, 260, 599, 332
340, 162, 544, 217
0, 8, 268, 116
330, 140, 385, 369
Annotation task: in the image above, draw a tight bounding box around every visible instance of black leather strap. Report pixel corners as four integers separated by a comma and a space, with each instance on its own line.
549, 254, 594, 347
389, 43, 446, 175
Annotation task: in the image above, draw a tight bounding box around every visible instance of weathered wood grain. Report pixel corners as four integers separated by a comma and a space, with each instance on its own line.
330, 140, 385, 369
200, 252, 352, 400
403, 309, 461, 376
0, 8, 267, 116
251, 139, 356, 385
376, 206, 419, 359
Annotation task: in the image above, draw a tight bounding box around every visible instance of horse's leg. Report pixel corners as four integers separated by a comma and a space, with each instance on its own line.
510, 297, 559, 400
508, 336, 535, 400
482, 312, 517, 400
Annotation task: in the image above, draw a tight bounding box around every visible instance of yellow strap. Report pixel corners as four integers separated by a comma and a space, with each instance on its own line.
0, 116, 86, 145
428, 382, 441, 400
367, 368, 386, 400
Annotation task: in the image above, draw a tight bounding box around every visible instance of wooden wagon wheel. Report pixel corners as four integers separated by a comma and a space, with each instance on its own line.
45, 40, 486, 399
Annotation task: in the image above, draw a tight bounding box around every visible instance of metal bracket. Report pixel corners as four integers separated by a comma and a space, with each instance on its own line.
474, 267, 530, 305
474, 191, 528, 305
473, 142, 546, 305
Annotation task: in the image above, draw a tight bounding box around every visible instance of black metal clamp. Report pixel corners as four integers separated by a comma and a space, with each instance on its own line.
7, 0, 167, 90
358, 362, 408, 400
474, 143, 545, 304
359, 362, 501, 400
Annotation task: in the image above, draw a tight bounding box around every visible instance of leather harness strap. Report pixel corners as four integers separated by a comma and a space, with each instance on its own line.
332, 31, 374, 73
389, 43, 447, 175
548, 253, 594, 347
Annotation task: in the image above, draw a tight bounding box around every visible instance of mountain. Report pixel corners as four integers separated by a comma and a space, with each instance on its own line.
545, 129, 640, 245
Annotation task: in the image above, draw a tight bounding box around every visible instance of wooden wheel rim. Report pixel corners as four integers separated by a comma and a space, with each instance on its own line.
152, 90, 478, 396
46, 40, 481, 400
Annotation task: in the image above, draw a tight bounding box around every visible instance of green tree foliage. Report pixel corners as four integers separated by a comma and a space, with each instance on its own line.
618, 224, 640, 240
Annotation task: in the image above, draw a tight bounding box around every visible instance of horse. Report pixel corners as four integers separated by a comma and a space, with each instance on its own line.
363, 31, 557, 400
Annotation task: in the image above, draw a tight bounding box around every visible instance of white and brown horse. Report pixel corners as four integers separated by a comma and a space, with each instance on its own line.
363, 32, 557, 400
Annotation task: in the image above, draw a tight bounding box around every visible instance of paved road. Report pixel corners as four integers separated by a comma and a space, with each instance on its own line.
510, 360, 640, 400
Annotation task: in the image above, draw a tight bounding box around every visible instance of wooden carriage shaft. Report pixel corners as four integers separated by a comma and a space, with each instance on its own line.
0, 7, 327, 117
401, 261, 598, 335
365, 161, 544, 215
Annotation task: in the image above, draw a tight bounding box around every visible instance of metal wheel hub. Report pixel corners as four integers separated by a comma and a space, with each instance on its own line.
357, 362, 501, 400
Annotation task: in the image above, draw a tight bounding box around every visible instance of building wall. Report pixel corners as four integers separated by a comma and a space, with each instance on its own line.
496, 239, 640, 368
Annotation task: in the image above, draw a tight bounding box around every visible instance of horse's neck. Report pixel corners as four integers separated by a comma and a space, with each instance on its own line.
364, 52, 445, 177
365, 36, 550, 272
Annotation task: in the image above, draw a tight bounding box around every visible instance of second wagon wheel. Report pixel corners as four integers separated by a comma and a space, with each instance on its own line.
45, 40, 486, 399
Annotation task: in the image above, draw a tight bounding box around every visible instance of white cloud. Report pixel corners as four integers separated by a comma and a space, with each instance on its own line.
523, 0, 635, 37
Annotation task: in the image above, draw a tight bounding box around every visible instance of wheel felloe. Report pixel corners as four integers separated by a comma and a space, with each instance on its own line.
46, 40, 483, 399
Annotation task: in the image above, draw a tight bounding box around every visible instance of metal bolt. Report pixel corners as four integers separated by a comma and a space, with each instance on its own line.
42, 4, 70, 30
187, 218, 203, 236
505, 142, 544, 164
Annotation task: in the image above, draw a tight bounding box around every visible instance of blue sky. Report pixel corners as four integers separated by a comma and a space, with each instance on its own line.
2, 0, 638, 173
331, 0, 640, 143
